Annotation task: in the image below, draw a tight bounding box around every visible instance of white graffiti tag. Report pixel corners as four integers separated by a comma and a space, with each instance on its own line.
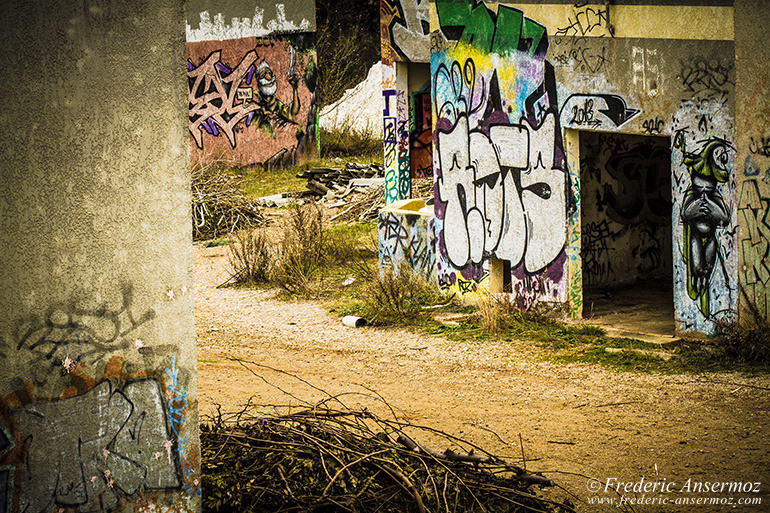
436, 112, 566, 273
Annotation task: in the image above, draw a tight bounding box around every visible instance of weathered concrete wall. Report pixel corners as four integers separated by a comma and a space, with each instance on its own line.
186, 1, 317, 169
421, 0, 738, 336
0, 1, 198, 512
735, 0, 770, 323
431, 0, 569, 305
379, 200, 437, 282
580, 132, 672, 287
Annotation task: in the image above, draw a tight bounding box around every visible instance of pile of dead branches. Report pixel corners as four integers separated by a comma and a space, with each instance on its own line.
192, 162, 267, 241
202, 403, 574, 513
330, 177, 434, 223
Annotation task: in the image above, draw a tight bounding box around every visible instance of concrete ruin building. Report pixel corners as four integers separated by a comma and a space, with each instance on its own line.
378, 0, 770, 338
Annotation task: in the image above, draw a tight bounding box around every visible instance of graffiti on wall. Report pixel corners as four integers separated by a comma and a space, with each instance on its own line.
679, 56, 734, 102
12, 285, 156, 394
379, 212, 436, 281
381, 0, 430, 63
738, 179, 770, 318
5, 379, 181, 513
675, 132, 732, 317
559, 93, 639, 130
188, 35, 317, 168
435, 0, 547, 58
671, 118, 736, 332
432, 0, 571, 306
435, 62, 566, 274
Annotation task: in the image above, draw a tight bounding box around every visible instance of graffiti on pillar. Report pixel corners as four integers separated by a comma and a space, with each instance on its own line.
382, 79, 411, 203
738, 179, 770, 318
433, 0, 572, 307
675, 132, 733, 318
165, 357, 198, 496
5, 379, 181, 513
381, 0, 430, 63
187, 35, 318, 168
379, 212, 436, 281
12, 285, 156, 393
0, 422, 12, 513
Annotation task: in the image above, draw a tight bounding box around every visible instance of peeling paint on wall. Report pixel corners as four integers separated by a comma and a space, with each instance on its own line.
187, 4, 311, 43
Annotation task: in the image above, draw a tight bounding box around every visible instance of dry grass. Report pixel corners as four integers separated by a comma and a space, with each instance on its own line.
358, 265, 446, 325
228, 229, 272, 285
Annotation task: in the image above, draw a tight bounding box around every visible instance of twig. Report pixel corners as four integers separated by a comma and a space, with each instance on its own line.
322, 449, 390, 497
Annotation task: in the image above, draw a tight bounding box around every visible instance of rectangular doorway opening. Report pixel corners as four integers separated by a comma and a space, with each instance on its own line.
579, 132, 675, 336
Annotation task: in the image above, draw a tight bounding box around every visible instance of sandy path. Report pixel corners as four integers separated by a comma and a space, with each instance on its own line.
195, 243, 770, 512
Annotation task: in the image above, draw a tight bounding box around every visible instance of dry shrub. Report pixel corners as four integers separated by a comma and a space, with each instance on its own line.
715, 288, 770, 363
272, 202, 326, 295
473, 294, 575, 338
228, 229, 272, 285
476, 294, 520, 333
361, 265, 443, 325
192, 160, 266, 241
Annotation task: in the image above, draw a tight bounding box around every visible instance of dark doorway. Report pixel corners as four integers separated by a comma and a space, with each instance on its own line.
579, 132, 675, 338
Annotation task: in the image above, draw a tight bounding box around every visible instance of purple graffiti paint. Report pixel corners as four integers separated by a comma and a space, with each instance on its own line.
460, 262, 485, 283
246, 112, 255, 127
246, 64, 255, 85
216, 62, 231, 74
205, 118, 219, 136
186, 59, 195, 71
511, 250, 567, 284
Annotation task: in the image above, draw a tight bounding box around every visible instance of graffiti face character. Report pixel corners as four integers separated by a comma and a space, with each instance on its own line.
676, 133, 732, 316
256, 60, 277, 97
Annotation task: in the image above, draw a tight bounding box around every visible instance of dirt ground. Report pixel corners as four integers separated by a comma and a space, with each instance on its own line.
195, 243, 770, 512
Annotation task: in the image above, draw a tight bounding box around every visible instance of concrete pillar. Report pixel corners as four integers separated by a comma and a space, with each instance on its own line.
735, 0, 770, 323
383, 61, 412, 203
0, 1, 198, 512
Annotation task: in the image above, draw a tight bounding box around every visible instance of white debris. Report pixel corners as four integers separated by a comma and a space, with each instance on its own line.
319, 62, 386, 138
